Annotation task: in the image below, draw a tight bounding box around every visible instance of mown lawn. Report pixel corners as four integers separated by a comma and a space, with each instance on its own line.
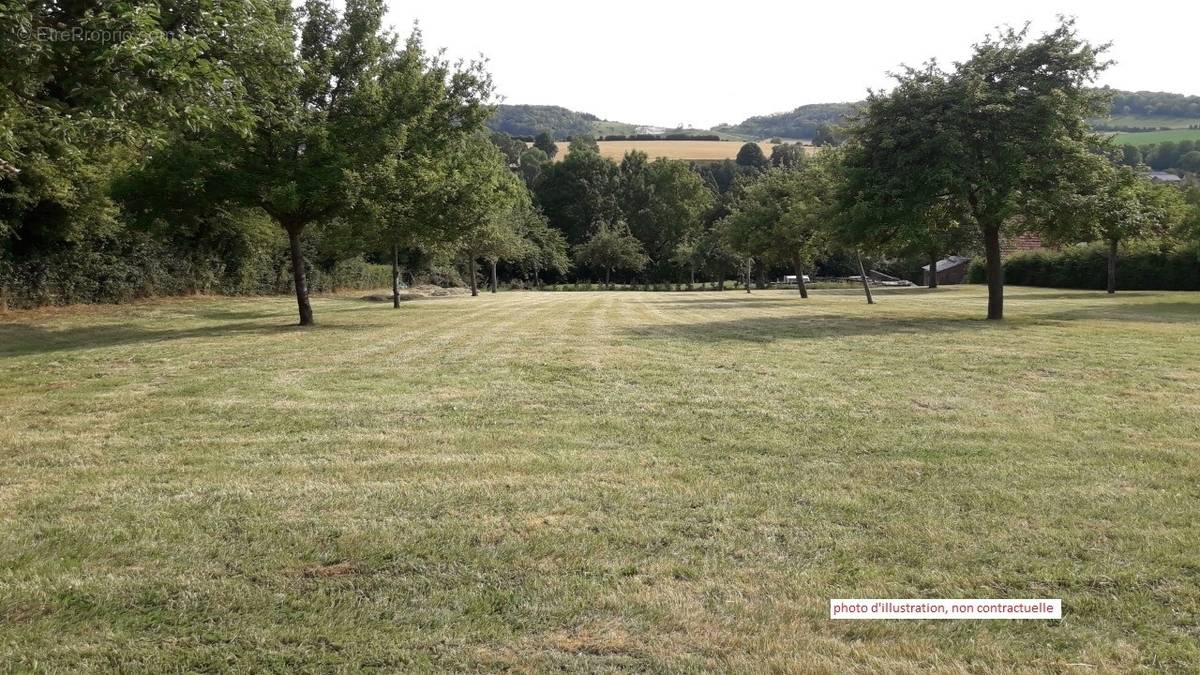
1, 286, 1198, 672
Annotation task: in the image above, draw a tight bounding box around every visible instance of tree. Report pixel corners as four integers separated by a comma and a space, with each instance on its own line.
1055, 162, 1185, 293
489, 133, 527, 166
839, 19, 1112, 319
1180, 151, 1200, 173
568, 135, 600, 155
573, 221, 648, 287
735, 142, 768, 170
120, 2, 493, 325
534, 149, 621, 246
812, 125, 838, 147
694, 225, 742, 290
518, 147, 550, 186
515, 209, 570, 289
618, 153, 714, 278
533, 131, 558, 159
670, 236, 703, 288
770, 143, 806, 169
1, 1, 283, 303
442, 138, 527, 296
720, 162, 835, 298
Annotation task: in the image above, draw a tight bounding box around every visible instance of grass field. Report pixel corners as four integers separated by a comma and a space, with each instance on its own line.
2, 287, 1199, 671
1095, 115, 1200, 131
553, 139, 784, 162
1109, 128, 1200, 145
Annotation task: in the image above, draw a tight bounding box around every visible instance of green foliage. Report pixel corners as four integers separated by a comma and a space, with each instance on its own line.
839, 19, 1112, 318
735, 142, 768, 169
714, 103, 857, 140
769, 143, 806, 169
967, 242, 1200, 290
719, 161, 836, 272
490, 133, 527, 165
487, 104, 598, 139
1102, 89, 1200, 121
567, 135, 601, 155
533, 132, 558, 160
618, 153, 714, 277
1048, 162, 1186, 248
572, 221, 648, 284
518, 148, 551, 186
534, 149, 621, 245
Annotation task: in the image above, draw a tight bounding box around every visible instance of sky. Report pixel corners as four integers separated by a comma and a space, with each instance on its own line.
382, 0, 1199, 129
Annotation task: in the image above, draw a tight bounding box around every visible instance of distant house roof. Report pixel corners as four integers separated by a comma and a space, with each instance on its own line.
921, 255, 971, 272
1148, 171, 1183, 183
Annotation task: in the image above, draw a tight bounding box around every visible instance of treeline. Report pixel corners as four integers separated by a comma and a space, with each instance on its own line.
486, 104, 600, 139
967, 242, 1200, 291
599, 133, 722, 141
714, 103, 856, 140
1104, 89, 1200, 119
712, 89, 1200, 142
0, 1, 567, 322
5, 9, 1200, 323
1118, 140, 1200, 172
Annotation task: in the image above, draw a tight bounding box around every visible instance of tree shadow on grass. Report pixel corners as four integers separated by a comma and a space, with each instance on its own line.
621, 313, 1014, 343
0, 319, 382, 358
623, 299, 1199, 344
1004, 290, 1165, 301
1042, 302, 1200, 325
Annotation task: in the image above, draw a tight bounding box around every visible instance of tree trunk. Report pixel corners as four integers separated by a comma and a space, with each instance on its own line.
534, 263, 541, 290
1107, 237, 1118, 294
689, 264, 695, 289
392, 242, 401, 308
490, 260, 498, 293
745, 258, 752, 294
755, 263, 767, 290
983, 226, 1003, 320
793, 255, 808, 299
286, 225, 314, 326
856, 253, 874, 305
718, 277, 725, 291
605, 267, 611, 288
468, 257, 478, 297
928, 251, 939, 289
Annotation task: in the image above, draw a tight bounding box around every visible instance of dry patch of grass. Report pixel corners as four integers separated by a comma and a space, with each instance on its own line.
1, 286, 1198, 671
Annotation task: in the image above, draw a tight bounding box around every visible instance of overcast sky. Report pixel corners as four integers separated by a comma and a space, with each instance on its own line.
382, 1, 1199, 129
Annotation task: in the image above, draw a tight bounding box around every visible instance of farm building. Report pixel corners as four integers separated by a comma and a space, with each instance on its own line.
922, 256, 972, 285
1148, 171, 1183, 184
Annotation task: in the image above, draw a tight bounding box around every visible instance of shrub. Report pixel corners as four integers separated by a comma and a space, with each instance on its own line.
967, 242, 1200, 290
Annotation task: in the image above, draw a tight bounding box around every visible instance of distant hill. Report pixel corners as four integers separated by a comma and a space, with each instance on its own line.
491, 90, 1200, 144
712, 102, 858, 140
487, 104, 749, 141
486, 105, 600, 139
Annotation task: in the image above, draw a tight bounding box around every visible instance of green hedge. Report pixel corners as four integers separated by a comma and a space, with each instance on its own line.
966, 242, 1200, 290
1, 232, 392, 309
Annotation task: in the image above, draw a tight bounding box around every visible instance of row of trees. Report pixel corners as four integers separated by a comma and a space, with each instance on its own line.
1119, 140, 1200, 173
4, 7, 1197, 323
1, 0, 580, 323
652, 20, 1199, 319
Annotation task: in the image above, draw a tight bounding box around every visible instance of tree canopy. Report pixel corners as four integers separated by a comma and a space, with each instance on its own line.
838, 19, 1112, 319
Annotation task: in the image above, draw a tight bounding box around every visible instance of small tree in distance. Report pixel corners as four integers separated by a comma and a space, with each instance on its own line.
533, 131, 558, 160
736, 142, 768, 170
574, 221, 649, 288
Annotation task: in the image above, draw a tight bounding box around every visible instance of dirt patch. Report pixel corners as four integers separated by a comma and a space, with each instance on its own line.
301, 561, 357, 578
361, 285, 467, 302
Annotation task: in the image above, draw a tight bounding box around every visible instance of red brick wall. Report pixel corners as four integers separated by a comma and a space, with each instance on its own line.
1000, 232, 1044, 258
